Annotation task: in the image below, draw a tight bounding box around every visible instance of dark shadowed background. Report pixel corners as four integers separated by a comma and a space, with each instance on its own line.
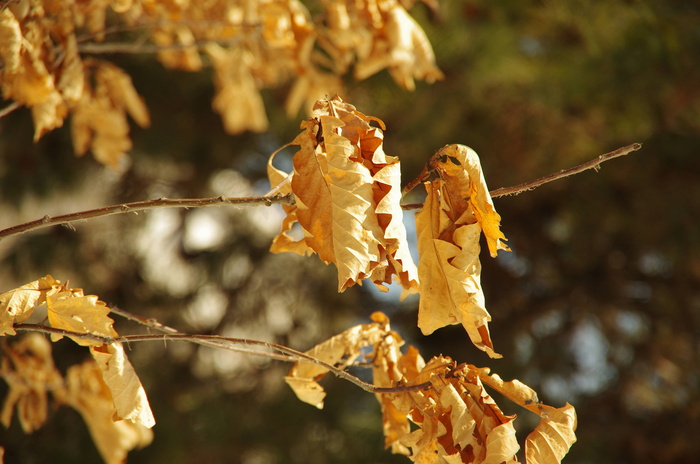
1, 1, 699, 463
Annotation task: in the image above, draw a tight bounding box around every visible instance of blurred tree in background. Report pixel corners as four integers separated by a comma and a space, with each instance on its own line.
1, 0, 699, 463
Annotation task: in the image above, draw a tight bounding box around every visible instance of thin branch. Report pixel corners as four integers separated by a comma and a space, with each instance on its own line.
13, 324, 432, 395
0, 193, 294, 240
400, 142, 642, 210
0, 143, 641, 240
0, 101, 21, 118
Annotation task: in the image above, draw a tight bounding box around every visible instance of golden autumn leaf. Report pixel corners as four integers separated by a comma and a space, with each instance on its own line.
90, 343, 156, 428
0, 334, 63, 433
415, 145, 508, 358
46, 290, 118, 347
206, 43, 269, 134
269, 96, 418, 294
61, 360, 153, 464
285, 312, 395, 409
70, 59, 149, 168
471, 368, 577, 464
0, 8, 22, 75
285, 313, 576, 463
0, 275, 60, 336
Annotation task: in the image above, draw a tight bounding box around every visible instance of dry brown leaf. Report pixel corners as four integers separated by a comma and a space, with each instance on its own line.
0, 334, 63, 433
270, 96, 418, 294
46, 290, 118, 347
0, 275, 60, 336
285, 312, 395, 409
62, 360, 153, 464
152, 26, 203, 72
90, 343, 156, 428
415, 145, 508, 358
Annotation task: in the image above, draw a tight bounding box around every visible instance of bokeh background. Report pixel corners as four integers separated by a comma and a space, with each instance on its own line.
2, 1, 699, 463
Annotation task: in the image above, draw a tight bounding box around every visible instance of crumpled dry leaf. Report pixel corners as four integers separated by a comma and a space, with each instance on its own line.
269, 96, 418, 294
0, 275, 59, 336
471, 368, 577, 464
61, 360, 153, 464
354, 2, 444, 90
287, 313, 573, 463
0, 334, 63, 433
90, 343, 156, 428
285, 311, 395, 409
415, 145, 508, 358
46, 289, 118, 347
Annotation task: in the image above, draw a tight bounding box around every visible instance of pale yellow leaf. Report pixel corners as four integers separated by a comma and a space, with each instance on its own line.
207, 43, 269, 134
0, 275, 59, 336
416, 182, 499, 358
286, 313, 392, 408
90, 343, 156, 428
96, 61, 150, 128
46, 290, 117, 346
0, 9, 22, 74
525, 404, 577, 464
0, 334, 62, 433
63, 360, 153, 464
431, 145, 509, 257
31, 89, 67, 141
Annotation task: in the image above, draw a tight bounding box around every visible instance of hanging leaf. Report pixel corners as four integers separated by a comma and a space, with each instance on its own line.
415, 145, 508, 358
0, 275, 60, 336
90, 343, 156, 428
269, 96, 418, 294
62, 360, 153, 464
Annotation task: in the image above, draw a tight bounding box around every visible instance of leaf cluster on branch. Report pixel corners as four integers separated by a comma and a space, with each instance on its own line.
0, 0, 442, 167
0, 95, 592, 463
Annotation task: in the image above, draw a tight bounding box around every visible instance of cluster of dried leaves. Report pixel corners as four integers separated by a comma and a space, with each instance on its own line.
286, 312, 577, 464
0, 276, 154, 464
0, 0, 442, 168
271, 96, 575, 462
268, 96, 509, 358
1, 97, 576, 463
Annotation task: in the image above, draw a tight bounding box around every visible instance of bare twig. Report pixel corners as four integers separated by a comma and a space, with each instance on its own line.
0, 101, 21, 118
78, 38, 243, 55
13, 323, 432, 395
400, 142, 642, 210
0, 143, 641, 240
0, 193, 294, 240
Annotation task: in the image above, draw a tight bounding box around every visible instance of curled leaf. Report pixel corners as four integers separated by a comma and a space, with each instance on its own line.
415, 145, 508, 357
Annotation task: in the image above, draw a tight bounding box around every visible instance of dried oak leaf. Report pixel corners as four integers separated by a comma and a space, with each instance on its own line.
269, 96, 418, 294
0, 275, 60, 336
415, 145, 508, 358
90, 343, 156, 428
61, 360, 153, 464
0, 333, 63, 433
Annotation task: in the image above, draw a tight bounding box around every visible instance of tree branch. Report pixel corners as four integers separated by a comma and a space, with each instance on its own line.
0, 101, 21, 118
400, 142, 642, 210
0, 193, 294, 240
13, 324, 432, 395
0, 143, 641, 240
